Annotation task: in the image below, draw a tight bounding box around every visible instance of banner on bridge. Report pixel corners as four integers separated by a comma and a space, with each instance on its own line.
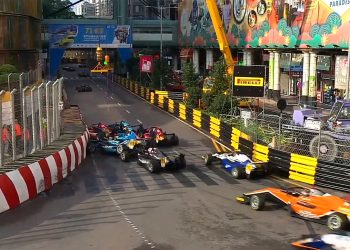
48, 24, 132, 49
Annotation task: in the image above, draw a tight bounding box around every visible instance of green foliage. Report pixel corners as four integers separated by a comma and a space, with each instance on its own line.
151, 58, 172, 90
182, 62, 201, 108
209, 57, 230, 95
310, 24, 320, 38
319, 24, 332, 35
277, 19, 288, 32
0, 64, 18, 75
327, 12, 342, 28
43, 0, 77, 19
207, 94, 236, 116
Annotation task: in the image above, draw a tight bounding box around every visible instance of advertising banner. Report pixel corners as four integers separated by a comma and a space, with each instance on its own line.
233, 66, 266, 97
48, 24, 132, 48
140, 55, 154, 73
179, 0, 350, 49
335, 56, 349, 90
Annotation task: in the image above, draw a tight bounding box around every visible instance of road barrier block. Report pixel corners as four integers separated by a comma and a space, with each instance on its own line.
231, 128, 240, 150
179, 103, 186, 120
289, 153, 317, 185
253, 143, 269, 163
210, 116, 220, 138
193, 109, 201, 128
168, 99, 174, 113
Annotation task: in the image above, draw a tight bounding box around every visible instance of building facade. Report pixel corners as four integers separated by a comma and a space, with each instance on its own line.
81, 1, 96, 17
0, 0, 42, 71
96, 0, 113, 17
178, 0, 350, 103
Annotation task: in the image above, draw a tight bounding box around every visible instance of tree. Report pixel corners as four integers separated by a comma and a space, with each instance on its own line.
182, 62, 201, 108
0, 64, 18, 75
151, 58, 172, 90
43, 0, 77, 19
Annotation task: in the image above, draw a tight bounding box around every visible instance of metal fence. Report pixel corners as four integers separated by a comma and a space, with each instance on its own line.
0, 77, 63, 167
221, 109, 350, 166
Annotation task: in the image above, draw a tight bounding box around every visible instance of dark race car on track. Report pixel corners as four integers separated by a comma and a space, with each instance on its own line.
76, 84, 92, 92
137, 126, 179, 146
236, 186, 350, 231
116, 139, 148, 161
88, 121, 137, 140
202, 151, 270, 179
137, 147, 186, 173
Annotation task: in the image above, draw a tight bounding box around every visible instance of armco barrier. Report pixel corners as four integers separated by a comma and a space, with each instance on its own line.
0, 131, 88, 213
115, 77, 349, 192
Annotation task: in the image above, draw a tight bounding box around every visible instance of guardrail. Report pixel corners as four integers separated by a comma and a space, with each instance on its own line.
115, 76, 350, 193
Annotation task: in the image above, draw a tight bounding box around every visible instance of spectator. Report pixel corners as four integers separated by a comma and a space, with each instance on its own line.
2, 124, 10, 156
14, 119, 23, 148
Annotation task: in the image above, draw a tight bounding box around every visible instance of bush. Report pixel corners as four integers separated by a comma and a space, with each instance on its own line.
0, 64, 18, 75
183, 62, 201, 108
207, 94, 237, 116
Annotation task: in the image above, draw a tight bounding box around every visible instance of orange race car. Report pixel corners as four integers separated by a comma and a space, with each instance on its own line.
236, 187, 350, 231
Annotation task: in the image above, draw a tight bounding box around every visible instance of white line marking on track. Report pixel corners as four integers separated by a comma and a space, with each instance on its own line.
93, 158, 156, 249
126, 110, 130, 114
110, 96, 114, 99
137, 119, 142, 124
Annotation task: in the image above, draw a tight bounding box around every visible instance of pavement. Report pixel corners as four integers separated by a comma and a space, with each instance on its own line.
0, 64, 345, 250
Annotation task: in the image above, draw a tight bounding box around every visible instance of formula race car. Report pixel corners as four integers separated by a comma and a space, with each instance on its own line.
87, 130, 138, 154
292, 232, 350, 250
137, 126, 179, 146
88, 121, 138, 140
116, 139, 148, 161
137, 148, 186, 173
76, 84, 92, 92
236, 186, 350, 231
202, 151, 270, 179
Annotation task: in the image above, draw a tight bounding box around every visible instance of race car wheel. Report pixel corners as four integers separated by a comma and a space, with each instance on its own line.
116, 144, 125, 154
175, 156, 186, 169
250, 194, 265, 210
203, 154, 213, 166
120, 151, 129, 162
231, 167, 245, 179
170, 135, 179, 146
327, 213, 348, 231
147, 160, 160, 173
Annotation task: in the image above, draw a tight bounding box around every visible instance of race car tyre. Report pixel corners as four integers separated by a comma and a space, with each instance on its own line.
146, 160, 160, 173
87, 143, 96, 153
170, 135, 179, 146
116, 144, 126, 154
231, 167, 245, 179
175, 156, 186, 169
120, 151, 129, 162
309, 135, 338, 162
203, 154, 213, 166
250, 194, 265, 210
327, 213, 348, 231
134, 144, 145, 153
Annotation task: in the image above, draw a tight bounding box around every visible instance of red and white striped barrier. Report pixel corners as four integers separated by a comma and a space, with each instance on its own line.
0, 131, 88, 213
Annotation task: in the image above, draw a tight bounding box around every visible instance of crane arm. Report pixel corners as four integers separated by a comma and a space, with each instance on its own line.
205, 0, 234, 75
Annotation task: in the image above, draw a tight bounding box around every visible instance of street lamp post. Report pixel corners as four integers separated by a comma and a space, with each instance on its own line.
160, 5, 163, 90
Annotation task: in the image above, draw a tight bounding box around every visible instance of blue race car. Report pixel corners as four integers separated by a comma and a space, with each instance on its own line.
202, 151, 270, 179
87, 129, 138, 154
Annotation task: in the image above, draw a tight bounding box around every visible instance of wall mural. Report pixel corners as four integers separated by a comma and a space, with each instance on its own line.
179, 0, 350, 48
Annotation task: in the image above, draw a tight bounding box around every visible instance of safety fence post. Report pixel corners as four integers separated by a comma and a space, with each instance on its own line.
31, 86, 37, 152
38, 83, 44, 149
46, 81, 52, 145
10, 89, 17, 161
52, 80, 58, 140
22, 86, 29, 157
0, 90, 5, 167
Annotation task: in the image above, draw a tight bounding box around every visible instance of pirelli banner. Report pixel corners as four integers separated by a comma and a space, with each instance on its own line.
233, 66, 266, 97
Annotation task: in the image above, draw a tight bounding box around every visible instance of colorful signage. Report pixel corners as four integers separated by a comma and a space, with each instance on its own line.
48, 24, 132, 48
335, 56, 349, 90
179, 0, 350, 48
140, 55, 154, 73
235, 77, 264, 87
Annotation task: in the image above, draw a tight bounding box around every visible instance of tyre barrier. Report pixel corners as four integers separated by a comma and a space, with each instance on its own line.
116, 76, 350, 193
0, 131, 88, 213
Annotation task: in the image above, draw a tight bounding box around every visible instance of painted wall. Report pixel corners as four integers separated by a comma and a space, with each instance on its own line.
179, 0, 350, 49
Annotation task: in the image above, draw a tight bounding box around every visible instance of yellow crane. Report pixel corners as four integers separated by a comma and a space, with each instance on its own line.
205, 0, 235, 75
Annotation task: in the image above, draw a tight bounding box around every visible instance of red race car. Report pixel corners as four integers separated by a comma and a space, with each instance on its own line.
138, 126, 179, 146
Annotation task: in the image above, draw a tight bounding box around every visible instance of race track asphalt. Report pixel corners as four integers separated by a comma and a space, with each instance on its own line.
0, 65, 329, 250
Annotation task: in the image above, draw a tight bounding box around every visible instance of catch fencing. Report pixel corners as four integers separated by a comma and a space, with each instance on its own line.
0, 75, 63, 167
115, 75, 350, 193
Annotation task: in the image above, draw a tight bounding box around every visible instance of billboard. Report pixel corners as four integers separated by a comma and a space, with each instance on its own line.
179, 0, 350, 49
48, 24, 132, 48
232, 66, 266, 97
140, 55, 154, 73
335, 56, 349, 90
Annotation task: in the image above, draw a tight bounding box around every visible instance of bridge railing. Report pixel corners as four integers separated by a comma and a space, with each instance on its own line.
0, 77, 63, 167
